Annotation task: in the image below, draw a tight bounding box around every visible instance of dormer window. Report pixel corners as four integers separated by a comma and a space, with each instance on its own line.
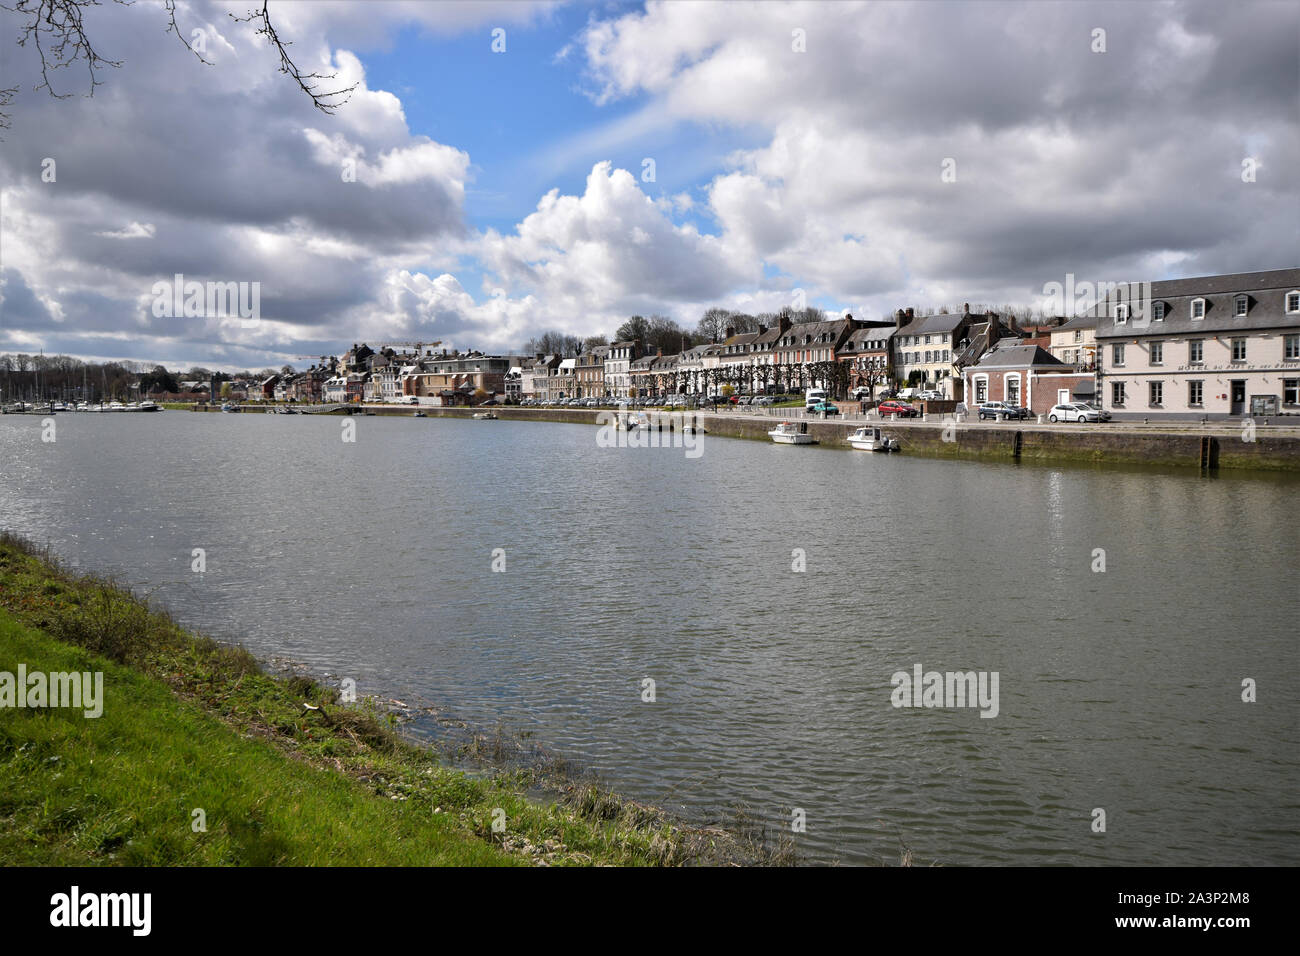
1191, 298, 1206, 319
1153, 301, 1165, 321
1234, 295, 1249, 317
1115, 304, 1129, 323
1286, 291, 1300, 313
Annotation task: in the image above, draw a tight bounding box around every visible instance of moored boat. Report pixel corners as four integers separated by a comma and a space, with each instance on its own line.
847, 425, 900, 452
768, 421, 815, 444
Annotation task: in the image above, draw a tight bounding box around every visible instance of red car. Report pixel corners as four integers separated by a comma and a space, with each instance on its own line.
877, 400, 918, 417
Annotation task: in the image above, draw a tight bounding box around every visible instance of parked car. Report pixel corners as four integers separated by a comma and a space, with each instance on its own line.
810, 401, 839, 416
1049, 402, 1110, 423
877, 400, 918, 417
978, 401, 1030, 420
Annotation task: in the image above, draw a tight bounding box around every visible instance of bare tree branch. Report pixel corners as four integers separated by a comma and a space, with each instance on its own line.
3, 0, 128, 100
0, 0, 356, 131
230, 1, 356, 114
164, 0, 210, 66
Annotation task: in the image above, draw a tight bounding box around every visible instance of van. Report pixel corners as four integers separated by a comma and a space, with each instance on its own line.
805, 388, 828, 409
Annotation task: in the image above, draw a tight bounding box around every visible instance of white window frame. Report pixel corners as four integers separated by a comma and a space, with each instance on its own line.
1189, 339, 1204, 364
1191, 298, 1206, 319
1149, 381, 1163, 407
1287, 291, 1300, 314
1285, 334, 1300, 361
1112, 343, 1125, 367
1005, 373, 1022, 405
1114, 304, 1129, 323
1231, 338, 1247, 362
1153, 301, 1166, 321
1150, 341, 1163, 365
1188, 380, 1203, 406
1234, 295, 1249, 317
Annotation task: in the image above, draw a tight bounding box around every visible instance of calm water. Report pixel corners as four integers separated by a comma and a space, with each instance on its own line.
2, 411, 1297, 865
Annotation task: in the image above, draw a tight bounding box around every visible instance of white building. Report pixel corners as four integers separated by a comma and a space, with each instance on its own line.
1096, 269, 1300, 418
604, 341, 638, 399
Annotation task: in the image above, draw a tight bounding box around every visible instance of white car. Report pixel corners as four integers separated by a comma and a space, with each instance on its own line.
1048, 402, 1110, 423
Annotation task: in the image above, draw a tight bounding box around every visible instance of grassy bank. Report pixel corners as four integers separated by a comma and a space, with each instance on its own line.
0, 535, 782, 866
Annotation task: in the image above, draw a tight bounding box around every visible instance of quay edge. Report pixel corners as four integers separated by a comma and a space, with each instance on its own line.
201, 403, 1300, 473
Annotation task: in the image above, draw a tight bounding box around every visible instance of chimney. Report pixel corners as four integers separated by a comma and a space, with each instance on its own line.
758, 323, 767, 335
963, 302, 970, 315
906, 308, 914, 319
725, 325, 735, 340
778, 314, 792, 334
895, 309, 905, 328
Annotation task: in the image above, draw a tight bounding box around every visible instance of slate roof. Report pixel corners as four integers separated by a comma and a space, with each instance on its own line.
972, 344, 1069, 369
1093, 268, 1300, 339
840, 325, 896, 352
895, 312, 966, 338
774, 317, 859, 349
1054, 313, 1099, 332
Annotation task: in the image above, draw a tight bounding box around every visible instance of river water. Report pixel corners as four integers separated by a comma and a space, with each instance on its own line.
1, 411, 1296, 865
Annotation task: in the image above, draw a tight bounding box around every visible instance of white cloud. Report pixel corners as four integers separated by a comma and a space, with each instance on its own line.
96, 222, 157, 240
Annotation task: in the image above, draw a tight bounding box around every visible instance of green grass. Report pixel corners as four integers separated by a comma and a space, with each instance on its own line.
0, 613, 514, 865
0, 534, 782, 866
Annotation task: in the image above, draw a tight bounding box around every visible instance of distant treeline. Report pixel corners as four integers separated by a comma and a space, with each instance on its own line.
0, 354, 290, 403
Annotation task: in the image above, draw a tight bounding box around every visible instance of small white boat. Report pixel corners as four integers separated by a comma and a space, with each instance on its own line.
615, 411, 647, 430
847, 426, 900, 452
768, 421, 815, 444
471, 411, 498, 420
220, 403, 239, 413
138, 401, 160, 412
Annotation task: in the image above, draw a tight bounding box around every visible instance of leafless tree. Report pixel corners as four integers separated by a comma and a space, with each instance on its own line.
1, 0, 356, 131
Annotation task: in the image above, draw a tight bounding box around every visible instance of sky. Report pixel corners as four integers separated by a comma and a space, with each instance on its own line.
0, 0, 1297, 371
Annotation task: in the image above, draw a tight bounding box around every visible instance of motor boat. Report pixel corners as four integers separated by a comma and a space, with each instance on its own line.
768, 421, 815, 444
847, 426, 900, 452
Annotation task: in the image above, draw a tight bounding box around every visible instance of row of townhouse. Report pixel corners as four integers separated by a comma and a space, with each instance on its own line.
509, 309, 1023, 402
232, 268, 1298, 418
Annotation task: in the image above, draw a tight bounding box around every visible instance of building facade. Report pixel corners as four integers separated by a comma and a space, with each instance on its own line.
1096, 269, 1300, 418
